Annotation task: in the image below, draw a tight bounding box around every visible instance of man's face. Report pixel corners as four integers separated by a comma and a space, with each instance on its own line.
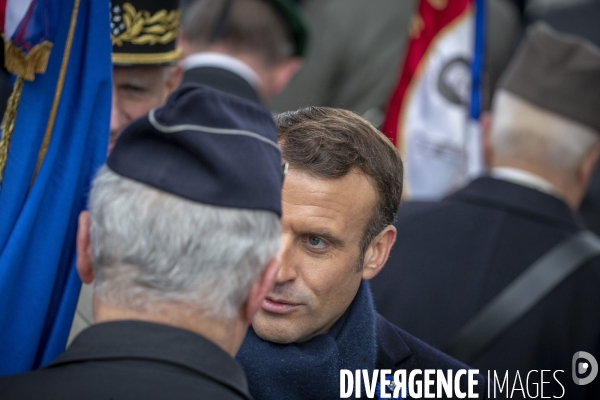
110, 66, 175, 152
252, 168, 377, 343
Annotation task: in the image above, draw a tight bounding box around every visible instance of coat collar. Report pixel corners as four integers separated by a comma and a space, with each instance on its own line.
182, 66, 262, 105
48, 320, 251, 399
448, 177, 585, 230
375, 313, 411, 368
181, 52, 260, 89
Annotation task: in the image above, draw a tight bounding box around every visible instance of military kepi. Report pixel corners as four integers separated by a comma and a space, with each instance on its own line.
107, 83, 283, 216
498, 22, 600, 132
110, 0, 181, 66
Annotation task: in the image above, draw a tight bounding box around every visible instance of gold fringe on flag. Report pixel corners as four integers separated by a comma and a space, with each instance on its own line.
4, 40, 53, 82
0, 39, 53, 185
0, 76, 24, 185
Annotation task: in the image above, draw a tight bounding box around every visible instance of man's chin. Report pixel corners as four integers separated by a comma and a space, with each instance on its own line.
251, 311, 302, 344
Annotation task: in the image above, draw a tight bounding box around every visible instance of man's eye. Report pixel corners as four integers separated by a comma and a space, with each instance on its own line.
121, 84, 146, 93
307, 236, 326, 247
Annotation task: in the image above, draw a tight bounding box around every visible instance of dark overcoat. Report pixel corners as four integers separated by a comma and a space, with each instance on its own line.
0, 321, 253, 400
375, 314, 488, 399
371, 177, 600, 399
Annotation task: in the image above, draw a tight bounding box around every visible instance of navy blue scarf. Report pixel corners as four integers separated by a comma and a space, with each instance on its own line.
237, 281, 377, 400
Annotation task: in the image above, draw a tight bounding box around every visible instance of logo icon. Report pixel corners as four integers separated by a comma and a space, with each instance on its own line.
572, 351, 598, 385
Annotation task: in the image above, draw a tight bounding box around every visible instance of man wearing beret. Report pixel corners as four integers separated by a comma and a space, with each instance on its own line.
108, 0, 182, 152
0, 85, 282, 399
178, 0, 306, 105
372, 23, 600, 399
236, 107, 487, 399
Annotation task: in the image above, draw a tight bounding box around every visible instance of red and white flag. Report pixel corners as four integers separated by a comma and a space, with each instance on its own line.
382, 0, 485, 200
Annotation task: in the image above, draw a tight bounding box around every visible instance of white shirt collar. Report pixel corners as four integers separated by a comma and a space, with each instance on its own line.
491, 167, 559, 197
181, 52, 260, 89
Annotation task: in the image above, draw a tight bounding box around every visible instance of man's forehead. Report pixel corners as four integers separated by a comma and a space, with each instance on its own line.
282, 168, 376, 236
113, 65, 168, 83
283, 167, 375, 194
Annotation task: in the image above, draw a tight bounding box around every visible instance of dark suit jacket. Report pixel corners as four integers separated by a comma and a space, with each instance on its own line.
0, 321, 252, 399
375, 314, 488, 399
183, 66, 261, 105
371, 177, 600, 399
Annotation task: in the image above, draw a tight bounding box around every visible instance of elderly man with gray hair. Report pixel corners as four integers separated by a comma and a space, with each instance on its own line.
0, 84, 283, 400
372, 23, 600, 399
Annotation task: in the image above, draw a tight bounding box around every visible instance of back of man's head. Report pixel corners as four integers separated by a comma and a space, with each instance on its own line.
88, 166, 280, 319
490, 90, 599, 178
79, 84, 285, 336
181, 0, 295, 67
487, 23, 600, 206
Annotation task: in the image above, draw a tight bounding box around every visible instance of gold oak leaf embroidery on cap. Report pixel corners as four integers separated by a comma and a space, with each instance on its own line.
111, 3, 180, 46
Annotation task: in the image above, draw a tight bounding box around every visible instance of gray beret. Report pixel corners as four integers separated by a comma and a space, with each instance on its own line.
498, 22, 600, 132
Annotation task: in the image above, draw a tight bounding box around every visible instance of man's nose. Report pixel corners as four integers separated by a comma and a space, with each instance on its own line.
276, 233, 297, 283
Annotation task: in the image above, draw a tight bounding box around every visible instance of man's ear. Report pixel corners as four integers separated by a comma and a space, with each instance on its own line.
242, 256, 281, 323
481, 111, 493, 168
165, 65, 183, 95
361, 225, 397, 280
176, 33, 187, 59
578, 142, 600, 188
271, 57, 302, 98
76, 211, 94, 284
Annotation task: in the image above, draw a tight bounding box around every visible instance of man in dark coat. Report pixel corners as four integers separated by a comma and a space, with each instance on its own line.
0, 85, 284, 399
371, 23, 600, 399
237, 107, 487, 399
178, 0, 307, 105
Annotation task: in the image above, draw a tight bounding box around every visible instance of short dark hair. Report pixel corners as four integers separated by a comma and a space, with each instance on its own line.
181, 0, 295, 66
276, 107, 404, 258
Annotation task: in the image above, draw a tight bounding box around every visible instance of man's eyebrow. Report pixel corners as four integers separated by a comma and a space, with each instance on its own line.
305, 229, 345, 247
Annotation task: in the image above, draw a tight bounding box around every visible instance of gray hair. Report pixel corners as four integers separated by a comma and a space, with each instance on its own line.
491, 90, 600, 174
89, 166, 281, 319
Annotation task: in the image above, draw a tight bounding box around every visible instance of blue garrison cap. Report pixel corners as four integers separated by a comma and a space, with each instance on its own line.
107, 83, 283, 216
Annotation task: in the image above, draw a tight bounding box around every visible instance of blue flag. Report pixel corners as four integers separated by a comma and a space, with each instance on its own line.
0, 0, 111, 374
